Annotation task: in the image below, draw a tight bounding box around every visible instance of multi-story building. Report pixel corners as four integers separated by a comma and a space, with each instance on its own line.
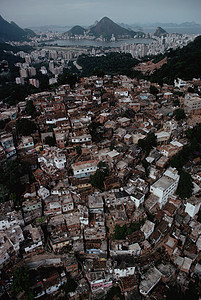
28, 67, 36, 77
71, 160, 97, 178
185, 196, 201, 218
70, 134, 92, 144
184, 95, 201, 114
20, 68, 28, 78
21, 136, 34, 151
0, 133, 16, 158
29, 78, 40, 88
150, 167, 180, 208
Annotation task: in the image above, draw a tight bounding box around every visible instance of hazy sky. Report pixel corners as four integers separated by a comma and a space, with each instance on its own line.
0, 0, 201, 27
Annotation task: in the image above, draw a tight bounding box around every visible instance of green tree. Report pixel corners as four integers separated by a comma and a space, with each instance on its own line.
90, 169, 105, 190
113, 221, 144, 240
61, 275, 77, 295
187, 87, 195, 93
45, 135, 56, 146
174, 108, 186, 121
97, 161, 109, 175
88, 121, 103, 143
0, 119, 6, 129
105, 286, 124, 300
186, 123, 201, 143
170, 152, 186, 170
173, 98, 180, 107
90, 161, 108, 189
58, 72, 78, 88
16, 118, 37, 136
113, 224, 127, 240
0, 159, 29, 204
142, 159, 150, 178
197, 210, 201, 223
138, 132, 157, 156
75, 145, 82, 156
176, 171, 193, 199
11, 266, 33, 299
150, 85, 159, 96
26, 100, 36, 117
48, 124, 57, 132
0, 184, 9, 203
93, 68, 105, 77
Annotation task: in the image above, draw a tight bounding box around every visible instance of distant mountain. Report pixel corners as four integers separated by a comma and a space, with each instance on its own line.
0, 15, 36, 42
154, 27, 168, 37
88, 17, 144, 40
66, 25, 86, 36
28, 25, 72, 33
124, 22, 201, 34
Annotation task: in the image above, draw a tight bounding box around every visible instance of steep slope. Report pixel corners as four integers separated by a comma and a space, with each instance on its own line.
149, 35, 201, 83
0, 15, 35, 42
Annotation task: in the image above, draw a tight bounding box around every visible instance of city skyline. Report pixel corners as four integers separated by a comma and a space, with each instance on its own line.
0, 0, 201, 28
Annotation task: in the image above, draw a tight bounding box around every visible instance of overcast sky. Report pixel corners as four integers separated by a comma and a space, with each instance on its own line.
0, 0, 201, 27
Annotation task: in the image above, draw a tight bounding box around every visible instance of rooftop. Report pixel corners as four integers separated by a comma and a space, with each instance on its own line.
152, 175, 175, 191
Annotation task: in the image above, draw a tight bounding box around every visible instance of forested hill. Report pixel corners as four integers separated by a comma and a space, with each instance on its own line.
66, 25, 86, 36
149, 35, 201, 84
77, 52, 139, 77
75, 35, 201, 81
0, 43, 33, 62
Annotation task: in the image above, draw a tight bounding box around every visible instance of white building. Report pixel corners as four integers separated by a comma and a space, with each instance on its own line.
139, 267, 162, 296
0, 211, 24, 231
114, 266, 135, 278
78, 205, 89, 226
150, 167, 180, 208
174, 78, 187, 89
16, 77, 25, 85
53, 153, 66, 169
5, 225, 24, 252
38, 148, 66, 170
155, 131, 171, 143
141, 220, 155, 239
128, 243, 141, 256
61, 194, 74, 213
184, 95, 201, 113
38, 187, 50, 200
71, 134, 92, 144
130, 191, 145, 208
23, 225, 43, 253
185, 197, 201, 218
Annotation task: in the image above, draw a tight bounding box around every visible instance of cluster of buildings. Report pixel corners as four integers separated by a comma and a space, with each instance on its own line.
7, 30, 198, 94
12, 44, 119, 89
0, 73, 201, 299
120, 33, 198, 58
14, 47, 87, 88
